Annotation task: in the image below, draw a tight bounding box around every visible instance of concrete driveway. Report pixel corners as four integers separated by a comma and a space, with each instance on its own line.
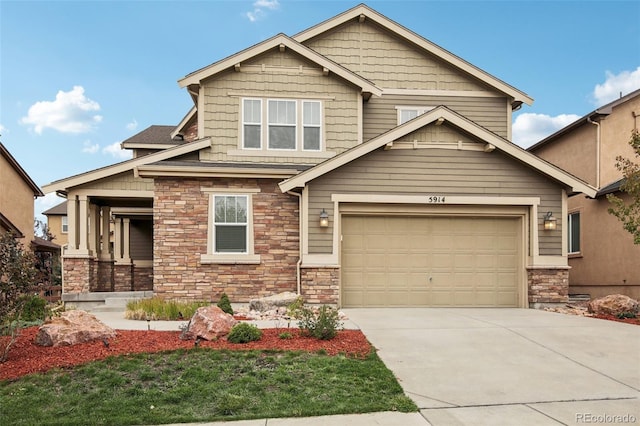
343, 308, 640, 426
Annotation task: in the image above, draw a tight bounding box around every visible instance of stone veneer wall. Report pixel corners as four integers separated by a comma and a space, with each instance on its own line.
528, 267, 569, 307
300, 267, 340, 305
153, 178, 299, 302
62, 257, 92, 294
133, 266, 153, 291
114, 264, 133, 292
95, 260, 114, 292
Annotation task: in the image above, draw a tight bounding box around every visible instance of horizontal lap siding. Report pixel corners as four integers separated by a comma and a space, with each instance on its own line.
200, 49, 359, 164
308, 148, 562, 255
76, 171, 154, 191
364, 94, 508, 141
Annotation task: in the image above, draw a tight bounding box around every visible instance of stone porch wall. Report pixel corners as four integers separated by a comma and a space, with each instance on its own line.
153, 178, 299, 302
528, 267, 569, 308
133, 266, 153, 291
300, 267, 340, 305
62, 257, 92, 294
114, 264, 133, 292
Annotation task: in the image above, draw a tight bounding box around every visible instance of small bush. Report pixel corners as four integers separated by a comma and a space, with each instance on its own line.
217, 293, 233, 315
617, 311, 637, 319
278, 331, 293, 340
297, 305, 343, 340
227, 323, 262, 343
286, 296, 305, 318
18, 294, 48, 322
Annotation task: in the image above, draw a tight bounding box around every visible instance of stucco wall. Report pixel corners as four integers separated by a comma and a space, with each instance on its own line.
0, 154, 36, 240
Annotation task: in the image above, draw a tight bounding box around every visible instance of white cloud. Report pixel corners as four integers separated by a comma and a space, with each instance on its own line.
20, 86, 102, 134
102, 141, 132, 160
512, 113, 581, 148
35, 193, 66, 216
592, 67, 640, 106
126, 119, 138, 131
82, 140, 100, 154
246, 0, 279, 22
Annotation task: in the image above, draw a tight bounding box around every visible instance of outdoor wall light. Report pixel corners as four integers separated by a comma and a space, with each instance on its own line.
319, 209, 329, 227
543, 211, 557, 230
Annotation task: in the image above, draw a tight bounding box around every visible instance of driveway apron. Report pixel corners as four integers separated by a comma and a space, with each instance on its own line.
344, 308, 640, 426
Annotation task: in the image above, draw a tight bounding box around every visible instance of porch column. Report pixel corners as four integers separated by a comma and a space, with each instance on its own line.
114, 218, 122, 262
66, 196, 78, 251
100, 206, 112, 261
77, 195, 90, 255
123, 218, 131, 263
88, 203, 100, 256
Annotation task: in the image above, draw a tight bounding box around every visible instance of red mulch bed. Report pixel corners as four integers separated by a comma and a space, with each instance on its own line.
0, 327, 372, 382
592, 314, 640, 326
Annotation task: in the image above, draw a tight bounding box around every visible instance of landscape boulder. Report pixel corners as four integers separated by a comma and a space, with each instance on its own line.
35, 310, 117, 347
587, 294, 639, 316
181, 305, 237, 341
249, 291, 300, 312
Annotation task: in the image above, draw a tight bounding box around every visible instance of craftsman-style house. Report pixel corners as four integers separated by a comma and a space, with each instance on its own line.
43, 4, 596, 308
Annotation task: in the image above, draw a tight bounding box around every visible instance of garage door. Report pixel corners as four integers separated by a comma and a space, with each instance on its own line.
341, 216, 521, 307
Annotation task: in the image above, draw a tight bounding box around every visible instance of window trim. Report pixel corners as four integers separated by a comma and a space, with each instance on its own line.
568, 211, 581, 255
201, 188, 260, 264
396, 106, 435, 125
240, 98, 323, 152
61, 216, 68, 234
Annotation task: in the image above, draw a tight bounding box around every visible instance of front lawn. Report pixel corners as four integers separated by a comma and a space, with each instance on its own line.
1, 349, 417, 425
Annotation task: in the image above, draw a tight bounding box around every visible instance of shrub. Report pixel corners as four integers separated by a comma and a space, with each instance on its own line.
18, 294, 47, 322
617, 311, 637, 319
227, 322, 262, 343
297, 305, 343, 340
278, 331, 293, 340
286, 296, 305, 318
217, 293, 233, 315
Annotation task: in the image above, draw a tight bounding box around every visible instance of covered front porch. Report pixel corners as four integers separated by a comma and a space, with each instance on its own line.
62, 190, 154, 295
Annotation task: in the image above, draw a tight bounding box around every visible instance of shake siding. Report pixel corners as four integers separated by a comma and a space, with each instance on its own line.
364, 94, 508, 141
199, 50, 360, 164
303, 20, 489, 91
75, 172, 154, 192
307, 148, 562, 256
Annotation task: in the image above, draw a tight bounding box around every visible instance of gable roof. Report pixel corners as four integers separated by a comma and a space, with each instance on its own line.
178, 33, 382, 97
279, 106, 596, 197
42, 138, 212, 193
0, 142, 44, 197
42, 201, 67, 216
121, 125, 182, 150
294, 4, 533, 108
528, 88, 640, 152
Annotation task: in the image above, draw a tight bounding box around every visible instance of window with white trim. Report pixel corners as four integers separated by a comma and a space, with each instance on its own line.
241, 98, 322, 151
214, 195, 248, 253
202, 189, 260, 264
396, 106, 435, 125
61, 216, 68, 233
568, 212, 580, 254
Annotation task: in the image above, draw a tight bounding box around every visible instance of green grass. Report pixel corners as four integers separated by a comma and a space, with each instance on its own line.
1, 349, 416, 425
125, 297, 210, 320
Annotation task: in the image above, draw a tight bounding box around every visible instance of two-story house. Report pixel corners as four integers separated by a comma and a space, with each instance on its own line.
42, 201, 69, 248
43, 4, 596, 308
1, 142, 43, 242
528, 89, 640, 299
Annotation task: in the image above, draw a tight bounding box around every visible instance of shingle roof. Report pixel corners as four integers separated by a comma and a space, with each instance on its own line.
42, 201, 67, 216
596, 178, 624, 198
121, 125, 180, 146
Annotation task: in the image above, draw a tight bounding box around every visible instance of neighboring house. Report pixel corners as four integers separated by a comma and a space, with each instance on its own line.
43, 201, 69, 247
43, 4, 596, 308
528, 89, 640, 299
0, 142, 44, 241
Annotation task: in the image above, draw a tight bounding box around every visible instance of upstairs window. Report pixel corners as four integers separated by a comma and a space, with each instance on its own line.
397, 106, 434, 125
568, 212, 580, 254
243, 99, 262, 149
241, 98, 322, 152
61, 216, 68, 233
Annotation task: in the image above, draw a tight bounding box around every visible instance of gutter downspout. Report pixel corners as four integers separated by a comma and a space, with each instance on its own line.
587, 116, 601, 188
287, 190, 302, 296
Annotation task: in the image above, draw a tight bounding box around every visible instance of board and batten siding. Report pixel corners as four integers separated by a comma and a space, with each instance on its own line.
307, 147, 562, 256
303, 19, 492, 92
199, 49, 360, 165
364, 94, 509, 141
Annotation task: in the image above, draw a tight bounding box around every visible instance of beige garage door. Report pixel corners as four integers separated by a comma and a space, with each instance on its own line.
341, 216, 521, 307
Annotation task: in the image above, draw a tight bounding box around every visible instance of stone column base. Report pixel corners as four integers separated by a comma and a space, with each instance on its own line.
528, 267, 569, 308
300, 267, 340, 305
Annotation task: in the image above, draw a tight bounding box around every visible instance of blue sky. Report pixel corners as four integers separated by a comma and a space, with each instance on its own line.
1, 0, 639, 220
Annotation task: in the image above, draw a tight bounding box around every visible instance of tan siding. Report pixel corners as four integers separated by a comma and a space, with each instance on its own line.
364, 94, 508, 141
75, 171, 154, 191
0, 154, 36, 239
303, 20, 493, 91
308, 148, 562, 255
130, 219, 152, 260
199, 49, 360, 164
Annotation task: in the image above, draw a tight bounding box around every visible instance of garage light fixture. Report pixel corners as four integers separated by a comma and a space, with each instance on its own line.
543, 211, 557, 230
319, 209, 329, 227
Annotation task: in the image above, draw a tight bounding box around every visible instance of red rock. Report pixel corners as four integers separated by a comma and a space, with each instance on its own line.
587, 294, 639, 316
182, 306, 237, 341
35, 310, 117, 347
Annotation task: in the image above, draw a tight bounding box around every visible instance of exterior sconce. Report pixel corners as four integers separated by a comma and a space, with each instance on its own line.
543, 211, 557, 230
319, 209, 329, 227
